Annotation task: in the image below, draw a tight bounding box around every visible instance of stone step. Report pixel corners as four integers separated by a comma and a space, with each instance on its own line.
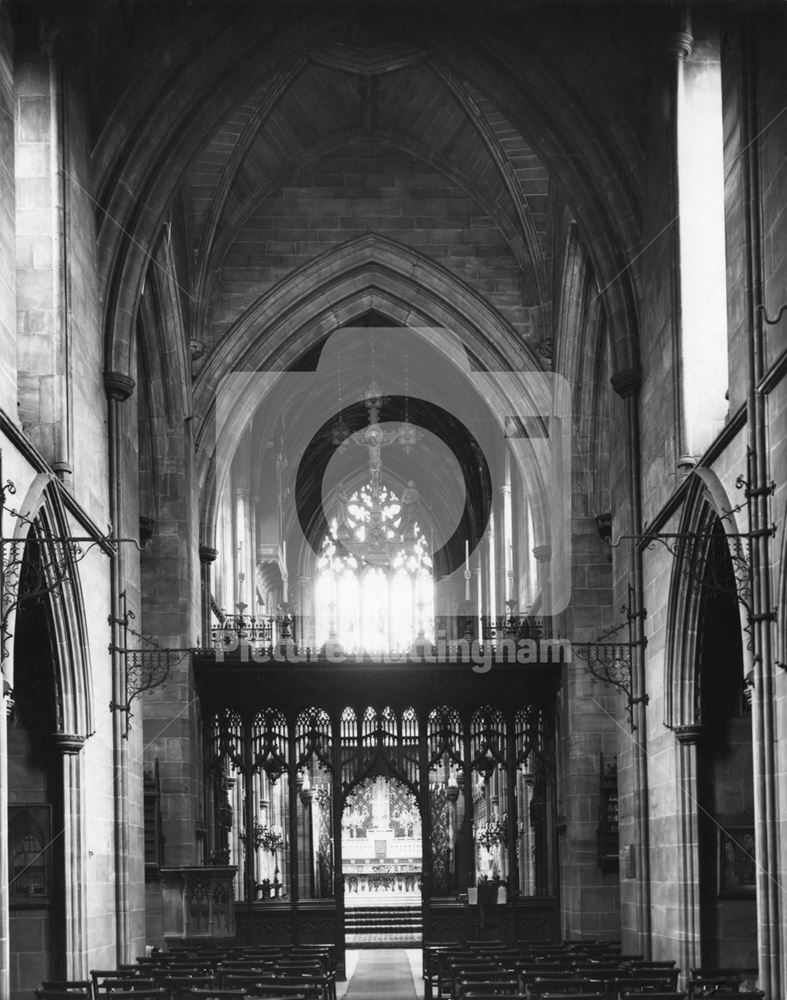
344, 903, 423, 945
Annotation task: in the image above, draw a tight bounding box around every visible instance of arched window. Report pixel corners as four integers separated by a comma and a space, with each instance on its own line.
314, 482, 434, 653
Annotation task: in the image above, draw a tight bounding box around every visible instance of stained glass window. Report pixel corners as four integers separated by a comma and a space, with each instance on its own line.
315, 483, 434, 653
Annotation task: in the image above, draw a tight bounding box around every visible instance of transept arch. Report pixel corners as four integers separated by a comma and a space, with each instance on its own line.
194, 234, 553, 560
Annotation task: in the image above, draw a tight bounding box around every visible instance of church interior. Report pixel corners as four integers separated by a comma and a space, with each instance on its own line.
0, 0, 786, 997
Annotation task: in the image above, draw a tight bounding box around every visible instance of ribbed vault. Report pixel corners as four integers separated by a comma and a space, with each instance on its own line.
96, 5, 643, 382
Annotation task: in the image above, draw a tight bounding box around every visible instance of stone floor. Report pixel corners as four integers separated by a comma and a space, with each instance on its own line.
338, 949, 424, 1000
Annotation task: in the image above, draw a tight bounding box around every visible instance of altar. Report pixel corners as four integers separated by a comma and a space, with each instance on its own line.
342, 776, 422, 905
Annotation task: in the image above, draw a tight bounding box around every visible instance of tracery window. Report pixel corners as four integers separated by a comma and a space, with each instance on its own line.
314, 482, 434, 653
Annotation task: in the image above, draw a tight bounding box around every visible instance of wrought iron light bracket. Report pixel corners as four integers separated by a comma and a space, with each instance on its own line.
574, 591, 648, 731
605, 475, 778, 653
108, 589, 191, 737
1, 453, 143, 664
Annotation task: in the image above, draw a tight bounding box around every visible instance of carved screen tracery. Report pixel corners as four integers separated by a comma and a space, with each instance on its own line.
428, 706, 465, 896
471, 707, 508, 886
314, 482, 434, 652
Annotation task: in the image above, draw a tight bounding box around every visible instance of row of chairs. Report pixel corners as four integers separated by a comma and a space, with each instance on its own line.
34, 942, 336, 1000
422, 939, 765, 1000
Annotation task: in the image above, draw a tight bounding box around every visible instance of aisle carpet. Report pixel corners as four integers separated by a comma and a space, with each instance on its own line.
342, 948, 419, 1000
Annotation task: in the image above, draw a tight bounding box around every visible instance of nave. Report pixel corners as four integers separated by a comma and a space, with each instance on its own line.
2, 0, 787, 997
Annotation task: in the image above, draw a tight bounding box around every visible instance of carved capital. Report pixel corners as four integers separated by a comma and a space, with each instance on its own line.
532, 544, 552, 563
667, 31, 694, 61
52, 733, 87, 755
610, 367, 641, 399
104, 371, 136, 402
199, 546, 219, 565
673, 723, 704, 746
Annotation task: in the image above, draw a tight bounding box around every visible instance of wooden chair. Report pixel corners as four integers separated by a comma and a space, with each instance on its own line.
444, 961, 507, 999
273, 963, 334, 1000
463, 994, 530, 1000
246, 976, 321, 1000
186, 990, 248, 999
456, 978, 520, 998
686, 973, 742, 998
221, 973, 278, 990
35, 991, 90, 1000
611, 978, 678, 999
98, 992, 168, 1000
528, 979, 604, 997
40, 982, 92, 995
245, 994, 306, 1000
424, 945, 464, 1000
693, 994, 764, 1000
163, 974, 219, 998
620, 993, 688, 1000
95, 977, 157, 996
539, 994, 609, 1000
269, 975, 327, 1000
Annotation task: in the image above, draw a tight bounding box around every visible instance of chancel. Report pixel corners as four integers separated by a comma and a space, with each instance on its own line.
0, 1, 786, 999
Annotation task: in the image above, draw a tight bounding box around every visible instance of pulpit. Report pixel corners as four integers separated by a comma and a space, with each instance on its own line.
161, 866, 237, 944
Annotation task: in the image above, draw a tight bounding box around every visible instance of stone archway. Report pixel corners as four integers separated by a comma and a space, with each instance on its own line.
342, 774, 423, 946
665, 477, 757, 977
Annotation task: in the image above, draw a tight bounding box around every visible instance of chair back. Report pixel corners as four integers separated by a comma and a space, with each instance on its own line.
620, 992, 688, 1000
187, 991, 248, 999
97, 978, 157, 993
40, 983, 92, 994
456, 979, 519, 998
96, 993, 167, 1000
35, 992, 90, 1000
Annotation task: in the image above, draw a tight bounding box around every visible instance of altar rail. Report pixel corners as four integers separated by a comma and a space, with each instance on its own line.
344, 871, 421, 896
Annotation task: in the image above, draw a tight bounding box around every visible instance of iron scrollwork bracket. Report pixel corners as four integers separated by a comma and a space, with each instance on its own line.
1, 453, 142, 665
108, 590, 190, 737
574, 597, 648, 731
606, 474, 778, 654
574, 641, 647, 731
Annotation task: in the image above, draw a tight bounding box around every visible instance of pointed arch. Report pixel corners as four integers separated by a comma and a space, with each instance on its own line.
195, 234, 552, 558
4, 476, 95, 738
664, 470, 749, 730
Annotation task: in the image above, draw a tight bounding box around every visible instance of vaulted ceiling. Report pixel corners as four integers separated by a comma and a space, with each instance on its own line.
172, 26, 555, 371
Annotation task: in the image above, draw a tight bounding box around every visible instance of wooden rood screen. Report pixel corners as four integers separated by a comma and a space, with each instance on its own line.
193, 651, 562, 961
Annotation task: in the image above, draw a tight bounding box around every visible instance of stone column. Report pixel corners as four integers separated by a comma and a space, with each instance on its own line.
39, 19, 73, 487
473, 563, 482, 643
0, 685, 13, 997
496, 483, 512, 611
532, 543, 552, 623
235, 487, 250, 611
297, 575, 312, 650
674, 725, 704, 987
199, 546, 218, 647
105, 369, 135, 962
0, 1, 16, 412
484, 523, 495, 639
53, 733, 88, 979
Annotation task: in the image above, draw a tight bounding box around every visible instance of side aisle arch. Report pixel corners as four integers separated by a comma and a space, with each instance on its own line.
2, 474, 94, 738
